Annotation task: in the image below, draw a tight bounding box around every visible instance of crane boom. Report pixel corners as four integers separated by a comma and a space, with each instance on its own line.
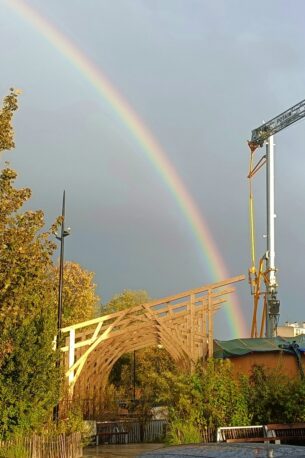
249, 98, 305, 149
248, 97, 305, 338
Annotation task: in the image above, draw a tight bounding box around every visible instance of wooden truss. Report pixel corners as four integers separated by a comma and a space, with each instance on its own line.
61, 275, 244, 402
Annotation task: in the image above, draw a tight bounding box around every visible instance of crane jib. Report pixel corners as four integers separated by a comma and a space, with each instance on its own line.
248, 96, 305, 338
250, 98, 305, 148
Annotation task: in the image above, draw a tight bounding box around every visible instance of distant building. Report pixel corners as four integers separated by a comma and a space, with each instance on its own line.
277, 322, 305, 337
214, 335, 305, 379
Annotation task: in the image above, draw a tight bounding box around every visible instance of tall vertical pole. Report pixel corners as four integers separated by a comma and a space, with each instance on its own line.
266, 136, 279, 337
208, 290, 213, 358
53, 191, 67, 422
57, 190, 66, 335
133, 350, 136, 401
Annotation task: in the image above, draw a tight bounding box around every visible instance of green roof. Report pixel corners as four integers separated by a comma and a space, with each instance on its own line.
214, 335, 305, 358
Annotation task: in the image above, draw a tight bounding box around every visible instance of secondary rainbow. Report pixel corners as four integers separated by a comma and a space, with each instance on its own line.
8, 0, 248, 337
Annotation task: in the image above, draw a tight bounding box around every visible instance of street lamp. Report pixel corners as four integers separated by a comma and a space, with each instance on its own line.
133, 350, 136, 402
55, 190, 70, 336
53, 190, 70, 422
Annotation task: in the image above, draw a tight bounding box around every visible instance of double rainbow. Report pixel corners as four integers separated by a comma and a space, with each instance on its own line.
8, 0, 247, 337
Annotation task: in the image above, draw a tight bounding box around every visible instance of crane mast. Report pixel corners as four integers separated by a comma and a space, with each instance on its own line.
248, 99, 305, 338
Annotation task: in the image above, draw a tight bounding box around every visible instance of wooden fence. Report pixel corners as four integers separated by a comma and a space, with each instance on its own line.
200, 427, 216, 443
94, 420, 216, 445
0, 432, 82, 458
96, 420, 167, 444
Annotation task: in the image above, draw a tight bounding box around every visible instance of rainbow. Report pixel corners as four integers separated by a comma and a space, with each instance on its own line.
7, 0, 248, 337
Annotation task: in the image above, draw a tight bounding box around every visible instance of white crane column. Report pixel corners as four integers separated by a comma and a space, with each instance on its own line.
266, 135, 279, 337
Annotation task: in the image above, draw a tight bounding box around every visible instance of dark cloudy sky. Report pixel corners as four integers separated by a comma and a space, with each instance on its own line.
1, 0, 305, 339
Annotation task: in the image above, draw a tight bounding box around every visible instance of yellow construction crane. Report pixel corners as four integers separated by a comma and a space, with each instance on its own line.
248, 99, 305, 338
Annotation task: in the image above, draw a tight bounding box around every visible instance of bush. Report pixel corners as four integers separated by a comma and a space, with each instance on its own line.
167, 419, 202, 445
0, 442, 27, 458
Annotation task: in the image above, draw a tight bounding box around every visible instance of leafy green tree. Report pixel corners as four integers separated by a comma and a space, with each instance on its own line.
52, 261, 100, 326
106, 289, 151, 389
288, 378, 305, 423
0, 90, 63, 437
0, 314, 60, 438
0, 167, 61, 438
104, 289, 150, 314
199, 359, 250, 427
247, 364, 305, 425
135, 347, 176, 404
164, 360, 250, 444
0, 168, 58, 334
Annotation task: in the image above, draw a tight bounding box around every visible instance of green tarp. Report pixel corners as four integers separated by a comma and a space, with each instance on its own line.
214, 335, 305, 359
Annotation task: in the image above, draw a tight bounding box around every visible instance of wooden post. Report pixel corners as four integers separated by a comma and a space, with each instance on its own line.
208, 289, 213, 358
186, 296, 191, 358
190, 294, 195, 372
68, 329, 75, 395
201, 297, 207, 359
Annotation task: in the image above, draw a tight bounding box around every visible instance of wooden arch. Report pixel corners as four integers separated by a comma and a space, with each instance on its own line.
61, 275, 244, 406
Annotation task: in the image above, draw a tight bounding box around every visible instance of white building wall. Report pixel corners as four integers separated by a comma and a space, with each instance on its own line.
277, 322, 305, 337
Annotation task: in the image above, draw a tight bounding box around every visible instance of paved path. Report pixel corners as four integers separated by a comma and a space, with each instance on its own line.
83, 444, 164, 458
138, 443, 305, 457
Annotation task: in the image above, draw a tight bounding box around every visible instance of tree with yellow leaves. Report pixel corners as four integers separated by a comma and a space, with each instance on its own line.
52, 261, 100, 327
0, 88, 19, 153
0, 91, 61, 437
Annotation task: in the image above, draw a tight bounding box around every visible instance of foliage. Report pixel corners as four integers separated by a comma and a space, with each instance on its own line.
100, 383, 126, 415
106, 289, 152, 392
0, 167, 61, 438
288, 378, 305, 422
0, 442, 27, 458
199, 359, 250, 427
0, 315, 60, 438
109, 353, 133, 390
52, 261, 100, 326
0, 89, 20, 153
248, 364, 305, 424
166, 419, 202, 445
0, 90, 98, 439
107, 341, 305, 446
104, 289, 150, 314
159, 360, 250, 444
0, 168, 58, 332
135, 348, 177, 404
42, 404, 86, 437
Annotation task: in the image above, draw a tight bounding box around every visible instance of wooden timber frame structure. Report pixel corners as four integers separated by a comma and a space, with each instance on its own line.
61, 275, 244, 410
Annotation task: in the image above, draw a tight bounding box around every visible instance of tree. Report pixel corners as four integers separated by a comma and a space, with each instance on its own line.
0, 89, 20, 153
247, 364, 305, 425
0, 168, 58, 333
0, 312, 60, 438
135, 347, 176, 403
0, 167, 61, 438
104, 289, 150, 314
199, 359, 250, 428
0, 91, 62, 437
52, 261, 100, 327
105, 289, 151, 388
164, 360, 250, 444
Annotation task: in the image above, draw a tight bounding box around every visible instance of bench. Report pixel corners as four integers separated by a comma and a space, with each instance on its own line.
266, 423, 305, 444
217, 423, 305, 444
217, 426, 267, 443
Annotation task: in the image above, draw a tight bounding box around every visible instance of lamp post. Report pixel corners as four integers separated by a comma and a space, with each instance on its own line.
56, 191, 70, 335
53, 190, 70, 422
133, 350, 136, 402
